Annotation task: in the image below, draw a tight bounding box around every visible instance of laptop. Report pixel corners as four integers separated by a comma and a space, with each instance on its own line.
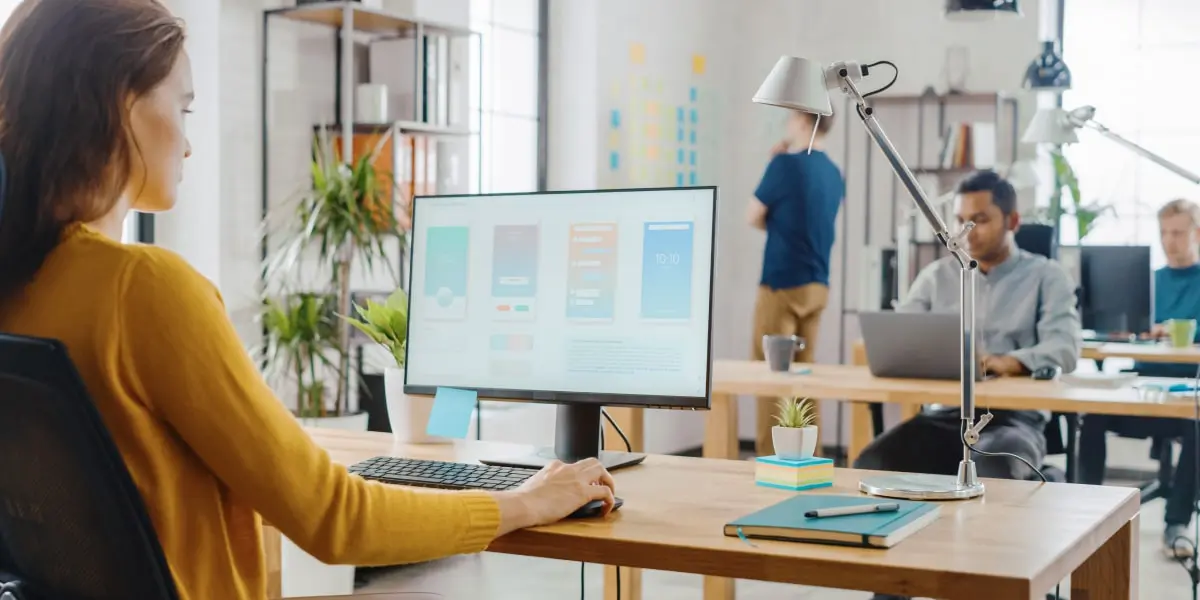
858, 311, 991, 381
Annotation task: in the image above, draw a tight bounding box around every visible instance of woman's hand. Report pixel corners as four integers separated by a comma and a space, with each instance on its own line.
491, 458, 616, 535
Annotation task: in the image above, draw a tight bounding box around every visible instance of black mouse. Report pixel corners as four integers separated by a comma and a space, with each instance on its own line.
1031, 366, 1061, 380
566, 496, 624, 519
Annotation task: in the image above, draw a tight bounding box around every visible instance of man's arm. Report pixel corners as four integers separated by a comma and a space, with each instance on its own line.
894, 262, 937, 313
747, 199, 767, 230
1007, 264, 1082, 373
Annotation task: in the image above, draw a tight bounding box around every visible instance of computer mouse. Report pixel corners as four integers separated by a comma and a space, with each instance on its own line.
1032, 366, 1061, 381
566, 496, 624, 519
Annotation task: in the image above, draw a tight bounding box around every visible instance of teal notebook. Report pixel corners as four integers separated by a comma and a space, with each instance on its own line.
723, 494, 940, 549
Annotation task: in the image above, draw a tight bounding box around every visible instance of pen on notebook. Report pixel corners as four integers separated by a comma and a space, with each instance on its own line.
805, 503, 900, 518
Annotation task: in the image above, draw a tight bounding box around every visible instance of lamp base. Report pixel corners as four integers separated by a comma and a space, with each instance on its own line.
859, 462, 985, 501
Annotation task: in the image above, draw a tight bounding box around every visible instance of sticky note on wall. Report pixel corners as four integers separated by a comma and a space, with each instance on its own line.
630, 42, 645, 65
427, 387, 478, 439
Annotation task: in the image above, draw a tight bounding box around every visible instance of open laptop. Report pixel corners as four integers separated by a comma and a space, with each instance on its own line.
858, 311, 992, 381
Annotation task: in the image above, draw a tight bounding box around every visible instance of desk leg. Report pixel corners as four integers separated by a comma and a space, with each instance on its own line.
263, 524, 282, 599
703, 576, 735, 600
1070, 515, 1138, 600
848, 402, 875, 466
603, 408, 644, 600
704, 393, 739, 459
603, 566, 642, 600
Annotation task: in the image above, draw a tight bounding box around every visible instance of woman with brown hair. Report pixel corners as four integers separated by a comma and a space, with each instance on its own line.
0, 1, 616, 598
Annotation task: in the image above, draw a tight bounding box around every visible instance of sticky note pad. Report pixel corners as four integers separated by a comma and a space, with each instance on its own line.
427, 387, 477, 439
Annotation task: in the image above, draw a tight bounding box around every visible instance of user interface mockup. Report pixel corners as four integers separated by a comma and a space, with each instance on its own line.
405, 188, 715, 401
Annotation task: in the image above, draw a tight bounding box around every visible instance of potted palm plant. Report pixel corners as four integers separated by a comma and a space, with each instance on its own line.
262, 128, 408, 425
341, 288, 445, 444
771, 397, 819, 460
1031, 150, 1114, 243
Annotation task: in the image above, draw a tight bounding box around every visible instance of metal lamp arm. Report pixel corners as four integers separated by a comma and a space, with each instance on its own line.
1067, 113, 1200, 185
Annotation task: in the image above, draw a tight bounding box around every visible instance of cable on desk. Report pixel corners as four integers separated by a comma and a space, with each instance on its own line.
579, 562, 584, 600
602, 408, 633, 452
959, 416, 1048, 483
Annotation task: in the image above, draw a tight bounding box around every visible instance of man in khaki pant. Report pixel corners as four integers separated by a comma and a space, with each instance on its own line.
746, 110, 844, 456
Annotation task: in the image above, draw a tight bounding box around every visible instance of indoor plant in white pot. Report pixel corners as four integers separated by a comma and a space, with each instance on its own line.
771, 397, 819, 460
342, 288, 445, 444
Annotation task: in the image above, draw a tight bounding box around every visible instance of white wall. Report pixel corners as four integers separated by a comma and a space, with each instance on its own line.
548, 0, 1042, 451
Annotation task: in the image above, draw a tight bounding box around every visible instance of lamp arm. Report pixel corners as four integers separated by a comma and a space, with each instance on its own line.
1072, 116, 1200, 185
840, 73, 980, 433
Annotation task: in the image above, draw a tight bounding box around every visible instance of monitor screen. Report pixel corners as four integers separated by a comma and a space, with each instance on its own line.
403, 187, 716, 409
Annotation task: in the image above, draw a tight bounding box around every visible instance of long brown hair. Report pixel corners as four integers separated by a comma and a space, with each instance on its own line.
0, 0, 185, 298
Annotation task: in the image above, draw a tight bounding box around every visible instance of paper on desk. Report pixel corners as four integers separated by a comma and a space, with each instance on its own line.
427, 387, 478, 439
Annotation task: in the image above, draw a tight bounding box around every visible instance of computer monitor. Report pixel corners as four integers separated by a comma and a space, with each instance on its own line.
1079, 245, 1152, 335
404, 187, 717, 470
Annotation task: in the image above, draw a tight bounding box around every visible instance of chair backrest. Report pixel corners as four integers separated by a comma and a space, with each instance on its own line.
1014, 223, 1057, 260
0, 333, 179, 600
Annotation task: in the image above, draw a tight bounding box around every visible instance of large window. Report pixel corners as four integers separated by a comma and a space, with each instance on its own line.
470, 0, 542, 193
1063, 0, 1200, 266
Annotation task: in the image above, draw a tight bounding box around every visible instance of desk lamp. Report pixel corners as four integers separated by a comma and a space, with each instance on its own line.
754, 56, 987, 500
1023, 106, 1200, 184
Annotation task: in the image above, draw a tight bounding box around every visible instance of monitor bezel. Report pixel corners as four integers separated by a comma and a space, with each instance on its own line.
401, 186, 717, 411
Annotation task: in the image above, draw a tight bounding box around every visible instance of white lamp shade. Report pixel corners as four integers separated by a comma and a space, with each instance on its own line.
752, 56, 833, 116
1022, 108, 1079, 144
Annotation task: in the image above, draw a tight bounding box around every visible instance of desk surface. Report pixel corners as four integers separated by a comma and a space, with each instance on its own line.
1083, 341, 1200, 364
714, 359, 1199, 418
311, 429, 1138, 599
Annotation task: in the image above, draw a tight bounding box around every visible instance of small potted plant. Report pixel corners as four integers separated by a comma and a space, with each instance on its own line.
342, 288, 445, 444
772, 397, 819, 460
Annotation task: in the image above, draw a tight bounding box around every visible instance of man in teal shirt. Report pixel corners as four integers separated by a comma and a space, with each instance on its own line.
1080, 198, 1200, 558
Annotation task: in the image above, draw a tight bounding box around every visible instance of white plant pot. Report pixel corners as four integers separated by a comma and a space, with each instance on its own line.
385, 367, 449, 444
772, 425, 818, 460
297, 411, 370, 431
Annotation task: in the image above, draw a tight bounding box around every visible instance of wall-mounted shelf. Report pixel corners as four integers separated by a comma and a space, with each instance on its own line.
268, 2, 472, 37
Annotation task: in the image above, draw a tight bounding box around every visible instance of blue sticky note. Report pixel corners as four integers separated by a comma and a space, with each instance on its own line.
690, 109, 698, 124
677, 148, 685, 164
677, 128, 684, 142
689, 151, 696, 166
690, 130, 697, 145
689, 171, 697, 185
676, 172, 684, 187
609, 151, 619, 170
677, 106, 684, 122
610, 110, 620, 128
690, 87, 698, 102
428, 387, 477, 439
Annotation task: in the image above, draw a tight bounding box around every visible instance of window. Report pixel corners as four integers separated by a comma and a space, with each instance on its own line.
470, 0, 542, 194
1062, 0, 1200, 266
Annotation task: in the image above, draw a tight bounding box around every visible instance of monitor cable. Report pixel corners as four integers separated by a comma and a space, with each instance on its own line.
1172, 363, 1200, 600
583, 410, 630, 600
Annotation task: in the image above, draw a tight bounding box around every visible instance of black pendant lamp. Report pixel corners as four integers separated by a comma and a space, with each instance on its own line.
1023, 40, 1072, 91
946, 0, 1022, 20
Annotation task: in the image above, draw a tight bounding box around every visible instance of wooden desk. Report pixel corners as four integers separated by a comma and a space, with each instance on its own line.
1083, 342, 1200, 364
705, 360, 1200, 466
271, 429, 1139, 600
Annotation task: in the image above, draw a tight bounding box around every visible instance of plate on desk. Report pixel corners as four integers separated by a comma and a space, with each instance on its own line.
1060, 372, 1138, 390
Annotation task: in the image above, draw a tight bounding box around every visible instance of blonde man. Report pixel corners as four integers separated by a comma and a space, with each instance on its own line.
1080, 198, 1200, 558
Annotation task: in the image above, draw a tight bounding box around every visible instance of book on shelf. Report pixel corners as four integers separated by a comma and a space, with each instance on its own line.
937, 122, 995, 170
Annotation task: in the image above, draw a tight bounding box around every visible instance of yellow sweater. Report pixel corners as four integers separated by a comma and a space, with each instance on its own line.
0, 224, 501, 599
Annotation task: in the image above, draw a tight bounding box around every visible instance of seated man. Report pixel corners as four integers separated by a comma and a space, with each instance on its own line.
1079, 198, 1199, 559
854, 170, 1080, 481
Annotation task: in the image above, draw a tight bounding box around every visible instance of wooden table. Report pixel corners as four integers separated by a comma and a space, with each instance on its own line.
704, 360, 1200, 466
271, 428, 1139, 600
1083, 341, 1200, 364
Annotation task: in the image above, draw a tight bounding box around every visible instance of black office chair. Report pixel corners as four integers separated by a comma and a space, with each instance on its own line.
0, 333, 180, 600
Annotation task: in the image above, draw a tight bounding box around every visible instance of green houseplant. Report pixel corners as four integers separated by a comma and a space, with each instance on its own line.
771, 397, 819, 460
1033, 150, 1114, 243
262, 128, 407, 421
258, 292, 341, 420
341, 288, 445, 444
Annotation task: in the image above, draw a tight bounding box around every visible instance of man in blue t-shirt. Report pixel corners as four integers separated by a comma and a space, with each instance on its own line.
747, 110, 844, 455
1080, 198, 1200, 559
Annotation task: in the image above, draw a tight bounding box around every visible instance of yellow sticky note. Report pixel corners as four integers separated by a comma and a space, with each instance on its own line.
630, 43, 645, 65
646, 123, 660, 139
692, 54, 706, 75
608, 131, 619, 148
647, 145, 659, 160
646, 101, 659, 117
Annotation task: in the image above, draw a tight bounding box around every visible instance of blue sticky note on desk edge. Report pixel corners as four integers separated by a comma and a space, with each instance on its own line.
427, 387, 478, 439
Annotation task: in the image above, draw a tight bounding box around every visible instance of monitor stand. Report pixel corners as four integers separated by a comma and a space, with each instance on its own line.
479, 404, 647, 471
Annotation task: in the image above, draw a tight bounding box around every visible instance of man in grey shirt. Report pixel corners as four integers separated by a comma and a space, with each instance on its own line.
855, 171, 1081, 502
